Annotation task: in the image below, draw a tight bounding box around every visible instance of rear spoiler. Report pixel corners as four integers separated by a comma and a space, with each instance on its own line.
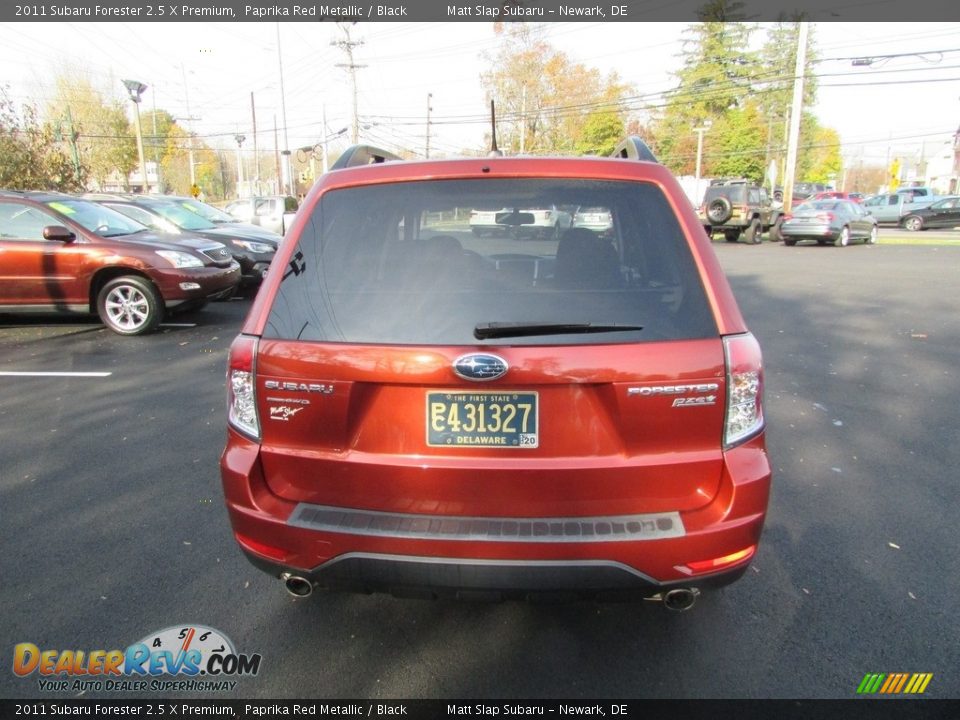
329, 137, 656, 169
330, 145, 401, 171
610, 136, 658, 164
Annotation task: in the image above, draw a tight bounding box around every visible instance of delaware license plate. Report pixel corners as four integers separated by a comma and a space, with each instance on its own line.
427, 391, 538, 448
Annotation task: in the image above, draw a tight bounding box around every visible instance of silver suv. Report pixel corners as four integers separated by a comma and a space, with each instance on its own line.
224, 195, 299, 235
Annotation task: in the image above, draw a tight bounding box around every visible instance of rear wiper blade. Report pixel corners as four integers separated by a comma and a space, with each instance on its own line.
474, 322, 642, 340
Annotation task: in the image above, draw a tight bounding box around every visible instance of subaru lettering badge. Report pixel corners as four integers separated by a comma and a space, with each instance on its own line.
453, 353, 509, 382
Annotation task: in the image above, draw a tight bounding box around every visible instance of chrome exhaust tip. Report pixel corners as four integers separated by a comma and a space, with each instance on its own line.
662, 587, 699, 612
281, 573, 315, 598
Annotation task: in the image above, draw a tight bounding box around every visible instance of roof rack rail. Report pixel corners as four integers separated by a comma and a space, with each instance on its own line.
610, 136, 658, 164
330, 144, 402, 171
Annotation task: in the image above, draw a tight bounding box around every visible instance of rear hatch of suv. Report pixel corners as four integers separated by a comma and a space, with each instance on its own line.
233, 172, 734, 519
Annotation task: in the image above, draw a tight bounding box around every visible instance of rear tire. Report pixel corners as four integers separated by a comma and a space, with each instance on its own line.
768, 217, 784, 243
96, 276, 162, 336
784, 238, 797, 246
743, 218, 762, 244
834, 226, 850, 247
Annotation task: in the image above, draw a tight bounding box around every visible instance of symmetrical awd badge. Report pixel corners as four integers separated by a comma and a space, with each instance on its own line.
453, 354, 509, 382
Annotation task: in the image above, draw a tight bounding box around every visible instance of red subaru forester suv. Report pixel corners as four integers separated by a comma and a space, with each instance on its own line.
220, 140, 771, 610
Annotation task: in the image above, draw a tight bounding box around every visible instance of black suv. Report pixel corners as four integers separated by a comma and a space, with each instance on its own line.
83, 194, 278, 289
699, 180, 783, 244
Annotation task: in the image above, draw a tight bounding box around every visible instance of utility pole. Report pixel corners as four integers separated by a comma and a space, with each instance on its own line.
694, 123, 711, 182
782, 21, 808, 214
520, 86, 526, 154
179, 63, 198, 188
332, 23, 366, 144
150, 91, 161, 192
322, 105, 329, 173
234, 134, 246, 198
273, 115, 281, 195
693, 121, 712, 203
251, 92, 260, 195
425, 93, 433, 158
276, 23, 292, 195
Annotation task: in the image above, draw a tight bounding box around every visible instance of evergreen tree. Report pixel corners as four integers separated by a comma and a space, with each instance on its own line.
649, 22, 755, 176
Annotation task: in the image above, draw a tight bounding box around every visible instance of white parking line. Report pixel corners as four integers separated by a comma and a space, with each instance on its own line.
0, 371, 113, 377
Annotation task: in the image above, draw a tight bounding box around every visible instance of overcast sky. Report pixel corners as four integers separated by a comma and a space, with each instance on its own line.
2, 21, 958, 167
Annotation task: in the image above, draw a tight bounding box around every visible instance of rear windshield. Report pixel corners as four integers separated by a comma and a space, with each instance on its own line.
705, 185, 746, 203
263, 178, 716, 346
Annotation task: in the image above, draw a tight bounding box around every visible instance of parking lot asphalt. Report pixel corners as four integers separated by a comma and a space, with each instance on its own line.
1, 243, 958, 700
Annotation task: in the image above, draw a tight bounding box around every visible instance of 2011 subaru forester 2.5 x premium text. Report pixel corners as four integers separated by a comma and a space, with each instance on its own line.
220, 140, 771, 610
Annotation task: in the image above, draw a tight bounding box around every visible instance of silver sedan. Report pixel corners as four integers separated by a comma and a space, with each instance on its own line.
780, 200, 878, 247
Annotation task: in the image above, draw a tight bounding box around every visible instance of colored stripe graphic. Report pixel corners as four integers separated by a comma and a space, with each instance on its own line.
860, 674, 886, 694
857, 673, 932, 694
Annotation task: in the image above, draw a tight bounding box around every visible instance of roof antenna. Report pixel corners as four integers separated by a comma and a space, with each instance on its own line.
488, 100, 503, 157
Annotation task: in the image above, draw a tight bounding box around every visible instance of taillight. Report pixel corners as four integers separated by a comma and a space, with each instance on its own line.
678, 545, 757, 575
723, 333, 764, 448
235, 532, 288, 562
227, 334, 260, 440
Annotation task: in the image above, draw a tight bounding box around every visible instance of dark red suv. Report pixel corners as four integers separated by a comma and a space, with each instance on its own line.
220, 141, 771, 609
0, 191, 240, 335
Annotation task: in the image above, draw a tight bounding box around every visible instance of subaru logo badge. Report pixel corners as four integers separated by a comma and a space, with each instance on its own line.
453, 353, 508, 382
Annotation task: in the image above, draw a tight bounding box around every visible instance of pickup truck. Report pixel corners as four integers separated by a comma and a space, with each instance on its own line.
860, 192, 938, 225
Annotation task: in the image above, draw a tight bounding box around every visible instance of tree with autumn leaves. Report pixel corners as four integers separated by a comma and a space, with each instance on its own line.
481, 22, 842, 188
0, 86, 85, 191
1, 72, 234, 198
481, 23, 631, 157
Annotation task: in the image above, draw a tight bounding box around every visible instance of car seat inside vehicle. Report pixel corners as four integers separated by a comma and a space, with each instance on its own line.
553, 228, 621, 289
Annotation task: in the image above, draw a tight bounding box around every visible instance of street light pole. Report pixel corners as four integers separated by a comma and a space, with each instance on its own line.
122, 79, 150, 194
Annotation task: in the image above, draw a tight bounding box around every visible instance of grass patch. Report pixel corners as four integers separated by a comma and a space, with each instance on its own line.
879, 235, 960, 246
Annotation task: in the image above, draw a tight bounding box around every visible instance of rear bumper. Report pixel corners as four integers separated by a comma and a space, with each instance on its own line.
220, 433, 771, 598
241, 549, 749, 601
781, 223, 834, 239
